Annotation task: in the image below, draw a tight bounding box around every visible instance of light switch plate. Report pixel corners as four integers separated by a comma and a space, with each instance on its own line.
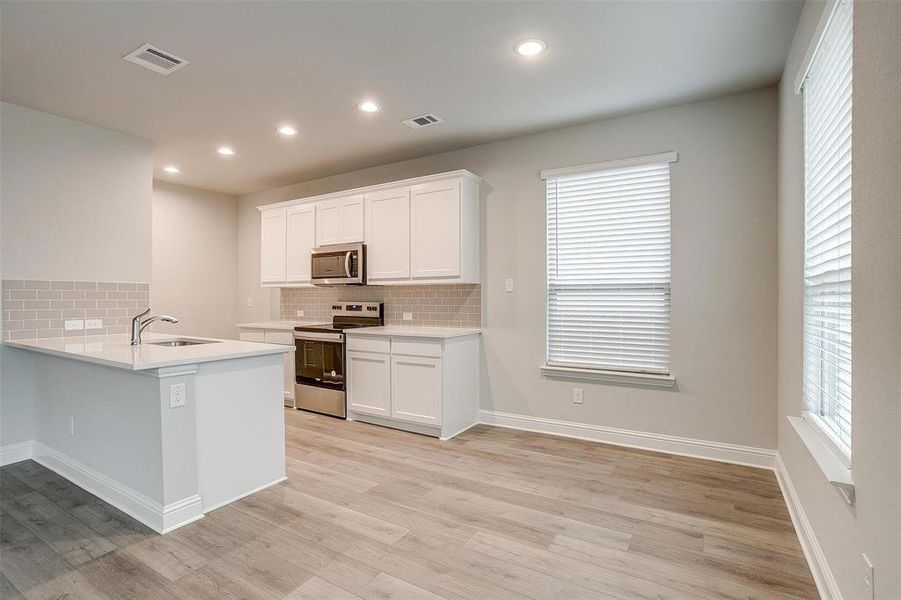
505, 278, 515, 293
403, 312, 413, 321
84, 319, 103, 330
64, 319, 84, 331
169, 383, 186, 408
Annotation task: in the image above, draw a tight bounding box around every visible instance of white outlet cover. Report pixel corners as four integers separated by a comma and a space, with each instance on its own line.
863, 553, 874, 600
64, 319, 84, 331
573, 387, 584, 404
403, 312, 413, 321
84, 318, 103, 330
505, 278, 515, 292
169, 383, 186, 408
296, 310, 305, 317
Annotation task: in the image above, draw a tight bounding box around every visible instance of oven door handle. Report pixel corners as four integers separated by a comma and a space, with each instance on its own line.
344, 251, 352, 277
294, 331, 344, 342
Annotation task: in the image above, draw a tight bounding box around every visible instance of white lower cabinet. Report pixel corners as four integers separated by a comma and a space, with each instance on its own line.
391, 355, 442, 426
347, 351, 391, 417
345, 332, 479, 439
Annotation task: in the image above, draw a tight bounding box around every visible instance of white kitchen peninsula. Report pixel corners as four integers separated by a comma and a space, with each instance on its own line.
3, 333, 291, 533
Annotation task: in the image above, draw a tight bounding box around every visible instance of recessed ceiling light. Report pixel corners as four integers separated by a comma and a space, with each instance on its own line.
357, 101, 380, 113
515, 39, 547, 56
163, 165, 180, 174
276, 125, 298, 136
217, 146, 235, 156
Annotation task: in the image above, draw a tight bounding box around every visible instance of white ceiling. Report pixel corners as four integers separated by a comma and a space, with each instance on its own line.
1, 1, 801, 195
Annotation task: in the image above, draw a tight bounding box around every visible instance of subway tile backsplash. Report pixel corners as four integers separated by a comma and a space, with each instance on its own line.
281, 284, 481, 328
2, 280, 150, 341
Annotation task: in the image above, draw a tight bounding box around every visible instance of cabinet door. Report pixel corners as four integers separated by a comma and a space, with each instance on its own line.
316, 199, 342, 246
411, 180, 461, 279
260, 209, 287, 283
286, 204, 316, 283
347, 351, 391, 417
391, 355, 442, 426
365, 188, 411, 281
341, 195, 365, 243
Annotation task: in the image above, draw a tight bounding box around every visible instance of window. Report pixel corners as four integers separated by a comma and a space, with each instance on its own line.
801, 0, 853, 459
543, 152, 675, 377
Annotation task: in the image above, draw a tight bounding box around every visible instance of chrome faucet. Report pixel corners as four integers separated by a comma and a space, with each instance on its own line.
130, 308, 179, 345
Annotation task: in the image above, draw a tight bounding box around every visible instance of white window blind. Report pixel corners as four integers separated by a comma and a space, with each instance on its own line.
545, 153, 674, 375
802, 0, 853, 458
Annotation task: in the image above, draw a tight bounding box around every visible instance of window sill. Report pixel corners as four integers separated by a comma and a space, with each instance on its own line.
540, 365, 676, 389
787, 415, 855, 505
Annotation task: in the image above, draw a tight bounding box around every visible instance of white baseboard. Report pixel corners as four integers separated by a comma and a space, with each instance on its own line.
31, 442, 203, 534
0, 441, 33, 466
478, 410, 777, 470
775, 452, 842, 600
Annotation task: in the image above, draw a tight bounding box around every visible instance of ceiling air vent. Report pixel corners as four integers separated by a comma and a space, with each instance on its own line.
402, 113, 443, 129
123, 44, 189, 75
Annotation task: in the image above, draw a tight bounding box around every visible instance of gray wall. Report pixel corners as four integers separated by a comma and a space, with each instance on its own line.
239, 87, 779, 450
0, 102, 152, 282
0, 103, 153, 450
777, 1, 901, 598
152, 181, 239, 339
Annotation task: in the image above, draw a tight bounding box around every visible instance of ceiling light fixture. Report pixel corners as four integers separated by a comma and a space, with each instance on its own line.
357, 101, 380, 113
515, 39, 547, 57
276, 125, 298, 136
217, 146, 236, 156
162, 165, 180, 174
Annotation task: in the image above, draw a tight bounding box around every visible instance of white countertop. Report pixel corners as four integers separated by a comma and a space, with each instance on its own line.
237, 320, 315, 331
3, 332, 292, 371
344, 326, 481, 339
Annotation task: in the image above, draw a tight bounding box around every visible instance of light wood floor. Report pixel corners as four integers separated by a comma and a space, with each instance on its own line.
1, 409, 817, 599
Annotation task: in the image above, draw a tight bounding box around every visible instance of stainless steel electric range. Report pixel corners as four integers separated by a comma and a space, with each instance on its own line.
293, 301, 383, 418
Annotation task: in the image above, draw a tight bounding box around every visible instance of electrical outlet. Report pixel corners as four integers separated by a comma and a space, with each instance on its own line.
68, 416, 74, 436
403, 312, 413, 321
863, 553, 874, 600
169, 383, 186, 408
84, 319, 103, 330
296, 310, 305, 317
247, 296, 254, 308
504, 278, 515, 293
573, 387, 584, 404
64, 319, 84, 331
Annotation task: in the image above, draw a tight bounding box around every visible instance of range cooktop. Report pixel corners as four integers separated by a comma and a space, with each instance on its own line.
294, 322, 380, 333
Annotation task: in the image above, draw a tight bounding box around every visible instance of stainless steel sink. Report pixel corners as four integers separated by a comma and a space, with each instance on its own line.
145, 338, 220, 347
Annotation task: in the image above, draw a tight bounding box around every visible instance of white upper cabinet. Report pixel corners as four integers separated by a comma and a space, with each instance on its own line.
258, 170, 479, 287
411, 179, 462, 279
316, 194, 365, 246
365, 187, 411, 281
285, 204, 316, 283
260, 208, 287, 284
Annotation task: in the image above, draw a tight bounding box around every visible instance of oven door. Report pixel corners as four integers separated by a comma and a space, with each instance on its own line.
294, 331, 346, 418
311, 243, 364, 285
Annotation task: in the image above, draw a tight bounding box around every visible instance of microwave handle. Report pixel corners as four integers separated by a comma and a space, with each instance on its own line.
344, 251, 352, 277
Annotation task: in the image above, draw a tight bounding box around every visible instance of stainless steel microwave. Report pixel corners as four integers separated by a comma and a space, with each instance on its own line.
311, 243, 366, 285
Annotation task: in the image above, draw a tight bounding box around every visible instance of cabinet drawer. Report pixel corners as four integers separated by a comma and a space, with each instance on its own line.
239, 330, 265, 343
264, 331, 294, 346
347, 335, 390, 354
391, 338, 442, 358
